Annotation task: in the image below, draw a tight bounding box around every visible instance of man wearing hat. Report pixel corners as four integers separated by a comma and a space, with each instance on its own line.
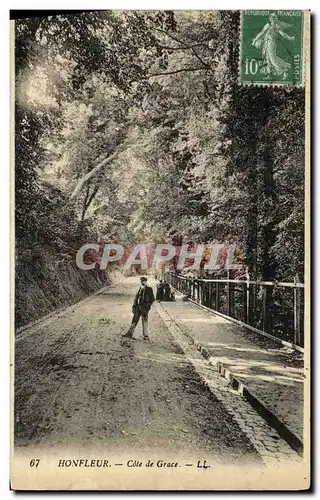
123, 277, 155, 340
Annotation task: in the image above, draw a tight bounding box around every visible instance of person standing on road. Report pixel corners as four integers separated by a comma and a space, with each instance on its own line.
123, 277, 155, 340
156, 279, 164, 301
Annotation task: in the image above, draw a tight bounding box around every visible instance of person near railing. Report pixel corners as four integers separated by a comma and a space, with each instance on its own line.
156, 279, 164, 301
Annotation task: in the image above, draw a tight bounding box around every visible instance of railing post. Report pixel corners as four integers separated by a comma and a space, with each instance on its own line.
215, 281, 219, 311
294, 274, 301, 346
245, 267, 250, 324
226, 271, 230, 316
261, 285, 267, 332
204, 281, 208, 306
243, 281, 247, 323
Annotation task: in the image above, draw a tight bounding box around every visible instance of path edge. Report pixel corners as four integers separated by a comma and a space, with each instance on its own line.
196, 341, 303, 456
161, 297, 304, 457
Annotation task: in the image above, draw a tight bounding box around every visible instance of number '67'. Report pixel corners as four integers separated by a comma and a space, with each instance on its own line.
29, 459, 40, 467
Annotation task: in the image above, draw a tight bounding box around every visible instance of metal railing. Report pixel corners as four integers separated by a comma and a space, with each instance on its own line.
165, 272, 304, 348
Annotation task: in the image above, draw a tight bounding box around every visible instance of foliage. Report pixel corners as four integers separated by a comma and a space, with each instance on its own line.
15, 9, 305, 293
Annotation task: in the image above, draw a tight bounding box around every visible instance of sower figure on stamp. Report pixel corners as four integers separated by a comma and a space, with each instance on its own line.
123, 277, 155, 340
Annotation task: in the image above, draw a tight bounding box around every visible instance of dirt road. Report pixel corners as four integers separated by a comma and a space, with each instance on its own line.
14, 277, 264, 465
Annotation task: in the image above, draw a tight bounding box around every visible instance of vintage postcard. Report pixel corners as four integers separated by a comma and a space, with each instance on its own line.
11, 9, 310, 491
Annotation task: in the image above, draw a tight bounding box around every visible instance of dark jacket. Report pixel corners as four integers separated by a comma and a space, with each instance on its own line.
156, 283, 164, 301
133, 285, 155, 312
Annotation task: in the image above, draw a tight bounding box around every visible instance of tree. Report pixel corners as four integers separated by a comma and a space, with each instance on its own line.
15, 9, 305, 295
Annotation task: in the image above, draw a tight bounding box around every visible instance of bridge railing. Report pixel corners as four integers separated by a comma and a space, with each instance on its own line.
164, 272, 304, 348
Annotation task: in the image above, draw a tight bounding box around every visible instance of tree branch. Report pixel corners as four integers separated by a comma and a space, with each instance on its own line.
81, 185, 100, 221
156, 29, 211, 47
158, 43, 207, 51
70, 137, 155, 201
86, 185, 100, 210
156, 29, 212, 71
81, 184, 91, 222
149, 67, 209, 77
190, 47, 211, 71
70, 149, 120, 200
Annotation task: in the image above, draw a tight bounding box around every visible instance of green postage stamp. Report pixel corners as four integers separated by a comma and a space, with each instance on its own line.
240, 10, 305, 86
